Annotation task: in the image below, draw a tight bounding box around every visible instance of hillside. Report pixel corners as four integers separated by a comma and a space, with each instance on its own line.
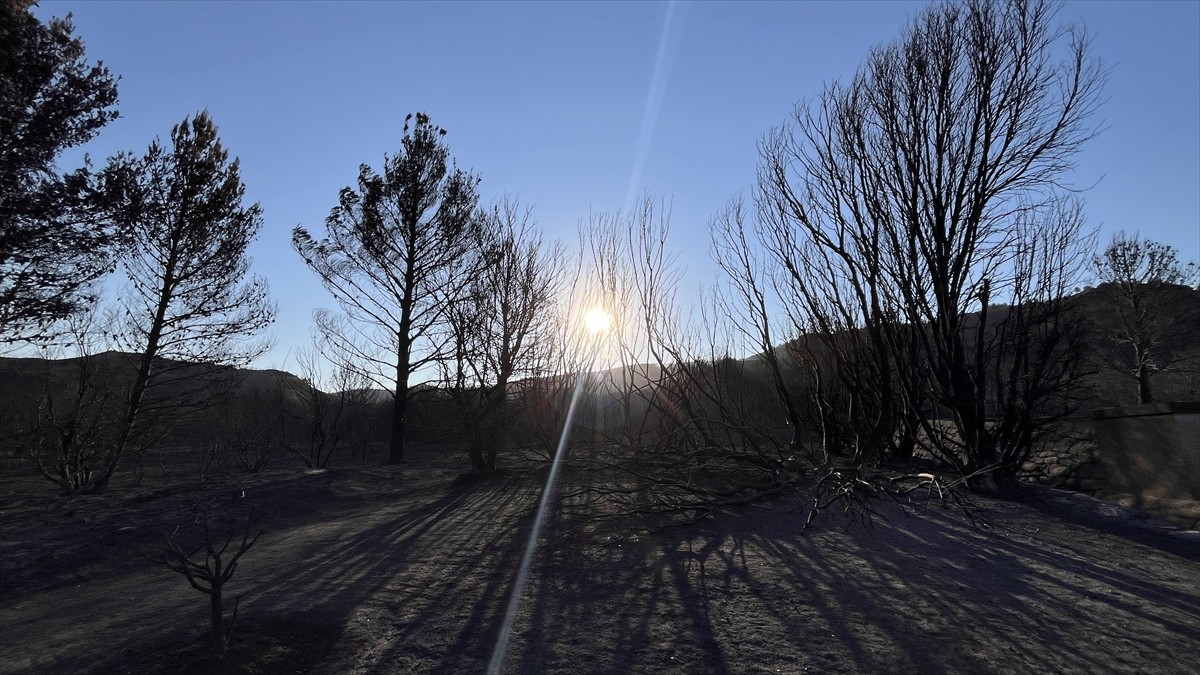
763, 283, 1200, 412
1, 283, 1196, 458
0, 350, 307, 397
0, 352, 333, 453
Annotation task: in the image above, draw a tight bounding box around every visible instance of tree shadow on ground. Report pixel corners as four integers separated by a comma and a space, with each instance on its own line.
1009, 485, 1200, 560
231, 470, 541, 673
6, 464, 1199, 674
1, 463, 541, 674
506, 494, 1200, 674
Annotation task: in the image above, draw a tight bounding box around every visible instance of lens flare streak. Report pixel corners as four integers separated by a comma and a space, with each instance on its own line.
623, 0, 685, 213
487, 362, 595, 674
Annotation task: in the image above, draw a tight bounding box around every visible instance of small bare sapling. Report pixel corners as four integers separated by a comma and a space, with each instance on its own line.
158, 507, 262, 658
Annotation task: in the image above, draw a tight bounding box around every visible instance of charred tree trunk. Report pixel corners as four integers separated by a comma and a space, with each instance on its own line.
209, 586, 226, 656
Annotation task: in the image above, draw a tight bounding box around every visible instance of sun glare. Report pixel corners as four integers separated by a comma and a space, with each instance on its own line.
584, 307, 613, 335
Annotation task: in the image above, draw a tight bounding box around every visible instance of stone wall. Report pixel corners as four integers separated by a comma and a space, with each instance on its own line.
1019, 420, 1106, 492
920, 412, 1200, 526
963, 407, 1200, 527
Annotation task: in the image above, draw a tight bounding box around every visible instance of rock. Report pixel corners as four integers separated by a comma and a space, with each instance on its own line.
1159, 499, 1200, 521
1114, 494, 1139, 508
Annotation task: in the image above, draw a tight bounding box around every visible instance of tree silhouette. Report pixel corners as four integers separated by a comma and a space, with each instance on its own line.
93, 111, 275, 493
293, 112, 479, 465
157, 506, 262, 659
1091, 232, 1200, 403
755, 0, 1103, 488
0, 2, 120, 344
441, 198, 566, 474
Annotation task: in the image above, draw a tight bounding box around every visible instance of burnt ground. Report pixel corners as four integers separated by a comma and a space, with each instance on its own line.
1, 445, 1198, 674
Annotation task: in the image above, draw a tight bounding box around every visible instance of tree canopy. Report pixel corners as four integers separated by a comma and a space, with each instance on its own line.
753, 0, 1104, 486
293, 112, 480, 464
0, 2, 119, 344
1091, 232, 1200, 403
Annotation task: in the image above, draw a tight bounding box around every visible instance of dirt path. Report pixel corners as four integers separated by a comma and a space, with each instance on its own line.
2, 450, 1198, 674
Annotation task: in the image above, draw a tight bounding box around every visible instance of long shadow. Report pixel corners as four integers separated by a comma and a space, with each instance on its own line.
17, 465, 1197, 674
498, 495, 1200, 674
1011, 486, 1200, 560
241, 472, 538, 635
243, 471, 545, 674
768, 504, 1199, 673
84, 466, 616, 673
516, 532, 674, 672
382, 490, 539, 674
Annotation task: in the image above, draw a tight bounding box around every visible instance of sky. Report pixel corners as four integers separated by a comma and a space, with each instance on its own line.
32, 0, 1200, 373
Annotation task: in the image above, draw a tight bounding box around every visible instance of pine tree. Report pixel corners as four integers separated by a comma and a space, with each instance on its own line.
294, 113, 479, 464
91, 111, 275, 493
0, 2, 120, 343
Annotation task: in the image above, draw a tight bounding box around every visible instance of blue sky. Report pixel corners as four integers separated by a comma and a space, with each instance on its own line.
34, 0, 1200, 371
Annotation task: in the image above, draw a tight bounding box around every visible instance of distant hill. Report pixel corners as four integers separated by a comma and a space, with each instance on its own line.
0, 350, 313, 405
1, 284, 1195, 454
755, 283, 1200, 412
0, 352, 329, 448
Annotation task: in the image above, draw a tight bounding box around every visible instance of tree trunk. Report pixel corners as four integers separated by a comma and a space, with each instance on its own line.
91, 248, 179, 494
891, 431, 916, 463
210, 587, 226, 657
1137, 364, 1153, 404
486, 392, 506, 475
388, 391, 406, 464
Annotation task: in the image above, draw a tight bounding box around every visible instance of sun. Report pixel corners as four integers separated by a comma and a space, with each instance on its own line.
584, 307, 613, 335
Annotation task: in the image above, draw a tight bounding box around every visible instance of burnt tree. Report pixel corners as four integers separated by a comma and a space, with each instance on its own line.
294, 113, 479, 465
